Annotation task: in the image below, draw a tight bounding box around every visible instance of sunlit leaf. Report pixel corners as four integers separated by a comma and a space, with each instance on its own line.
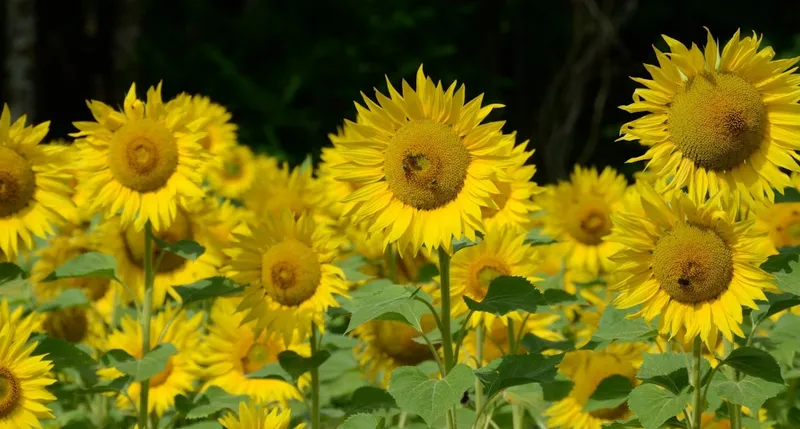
343, 280, 433, 333
43, 252, 118, 282
628, 385, 690, 429
584, 374, 633, 412
463, 276, 545, 315
113, 343, 178, 382
278, 350, 331, 381
388, 364, 474, 426
151, 236, 205, 261
38, 289, 90, 312
173, 277, 243, 306
474, 353, 561, 398
721, 347, 784, 384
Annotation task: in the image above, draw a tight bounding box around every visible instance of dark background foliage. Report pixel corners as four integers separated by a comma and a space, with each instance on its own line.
3, 0, 800, 182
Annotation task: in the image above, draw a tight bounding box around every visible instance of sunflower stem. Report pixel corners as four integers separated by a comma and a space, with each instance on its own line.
386, 243, 398, 283
475, 324, 486, 427
506, 319, 517, 355
692, 336, 703, 429
138, 221, 155, 429
512, 404, 524, 429
310, 322, 321, 429
438, 247, 454, 374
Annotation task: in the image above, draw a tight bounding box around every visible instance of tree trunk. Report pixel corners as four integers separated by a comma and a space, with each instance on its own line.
5, 0, 37, 120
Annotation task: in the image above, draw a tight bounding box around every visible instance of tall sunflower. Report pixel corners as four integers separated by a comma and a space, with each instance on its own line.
224, 210, 348, 342
0, 299, 41, 337
620, 29, 800, 205
219, 403, 303, 429
460, 314, 563, 367
537, 166, 627, 276
352, 317, 437, 387
545, 343, 648, 429
753, 201, 800, 251
201, 297, 309, 406
606, 182, 773, 348
448, 223, 539, 329
167, 93, 238, 159
0, 104, 76, 259
72, 83, 208, 231
207, 144, 257, 200
32, 227, 117, 322
333, 65, 512, 254
242, 157, 318, 219
97, 306, 202, 416
97, 201, 223, 308
0, 322, 57, 429
481, 135, 542, 231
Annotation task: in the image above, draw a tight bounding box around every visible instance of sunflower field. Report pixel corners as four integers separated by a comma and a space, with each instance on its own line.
2, 28, 800, 429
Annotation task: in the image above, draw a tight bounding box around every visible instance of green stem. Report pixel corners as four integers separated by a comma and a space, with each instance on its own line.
475, 324, 486, 426
692, 336, 703, 429
397, 412, 407, 428
386, 243, 397, 283
311, 323, 321, 429
507, 319, 517, 354
138, 221, 155, 429
438, 247, 454, 374
512, 404, 524, 429
452, 310, 474, 360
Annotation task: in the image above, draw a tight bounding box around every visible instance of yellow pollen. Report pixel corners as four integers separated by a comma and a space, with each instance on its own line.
0, 146, 36, 218
669, 72, 766, 171
467, 258, 511, 301
123, 209, 193, 273
372, 320, 434, 366
0, 367, 20, 418
261, 240, 321, 306
384, 121, 471, 210
108, 118, 179, 192
652, 224, 733, 304
44, 308, 89, 343
567, 202, 611, 245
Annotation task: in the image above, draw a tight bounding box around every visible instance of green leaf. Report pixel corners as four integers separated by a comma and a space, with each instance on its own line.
82, 376, 132, 394
584, 374, 633, 413
543, 289, 577, 305
173, 277, 243, 306
343, 280, 433, 333
523, 228, 555, 246
387, 364, 475, 426
721, 347, 784, 384
752, 293, 800, 326
628, 385, 691, 429
31, 334, 96, 372
340, 413, 380, 429
592, 306, 656, 343
602, 417, 642, 428
114, 343, 178, 382
453, 237, 480, 253
321, 334, 361, 350
244, 362, 291, 382
38, 289, 90, 312
416, 263, 439, 283
0, 262, 26, 285
337, 255, 375, 282
636, 353, 689, 394
761, 247, 800, 274
186, 386, 249, 420
463, 276, 545, 316
278, 350, 331, 381
43, 252, 118, 282
151, 236, 205, 261
347, 386, 397, 414
773, 261, 800, 296
520, 333, 574, 354
432, 407, 477, 429
541, 377, 574, 401
474, 353, 562, 398
714, 376, 785, 411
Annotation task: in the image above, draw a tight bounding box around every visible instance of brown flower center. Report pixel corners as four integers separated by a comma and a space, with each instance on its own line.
0, 146, 36, 218
108, 118, 178, 192
123, 209, 193, 273
0, 367, 20, 418
261, 240, 321, 306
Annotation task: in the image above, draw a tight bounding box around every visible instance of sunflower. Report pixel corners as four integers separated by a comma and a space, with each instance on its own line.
460, 314, 563, 367
0, 322, 56, 429
537, 166, 627, 276
753, 201, 800, 251
530, 242, 591, 295
544, 343, 648, 429
0, 104, 76, 260
654, 329, 724, 366
193, 196, 253, 265
72, 83, 208, 231
243, 157, 318, 219
98, 201, 223, 308
31, 227, 117, 322
201, 297, 309, 406
168, 93, 238, 159
317, 124, 364, 225
0, 299, 41, 339
219, 402, 303, 429
352, 317, 438, 387
225, 210, 348, 342
620, 29, 800, 205
39, 308, 106, 350
344, 223, 434, 286
333, 65, 513, 254
563, 287, 610, 348
606, 182, 773, 348
97, 305, 202, 416
481, 135, 542, 231
207, 144, 257, 200
448, 222, 539, 329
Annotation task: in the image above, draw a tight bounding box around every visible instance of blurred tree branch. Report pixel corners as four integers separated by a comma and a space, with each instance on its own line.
536, 0, 637, 181
4, 0, 36, 119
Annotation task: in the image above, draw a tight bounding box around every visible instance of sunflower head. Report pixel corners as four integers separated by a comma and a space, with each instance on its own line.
754, 201, 800, 251
72, 83, 208, 231
168, 93, 238, 155
225, 210, 348, 342
333, 65, 515, 254
607, 182, 773, 348
620, 29, 800, 204
207, 144, 256, 199
243, 157, 318, 219
480, 136, 542, 231
219, 402, 302, 429
537, 166, 627, 276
